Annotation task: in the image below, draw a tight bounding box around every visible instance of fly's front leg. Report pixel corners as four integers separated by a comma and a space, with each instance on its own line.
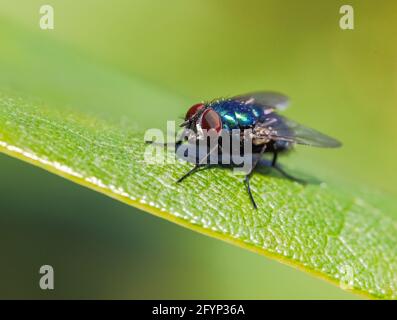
145, 139, 183, 149
145, 128, 188, 149
176, 164, 209, 183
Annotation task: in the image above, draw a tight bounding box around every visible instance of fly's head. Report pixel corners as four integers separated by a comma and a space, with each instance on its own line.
181, 103, 223, 140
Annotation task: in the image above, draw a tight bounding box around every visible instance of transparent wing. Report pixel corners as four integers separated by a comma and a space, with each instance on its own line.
267, 115, 342, 148
234, 91, 290, 110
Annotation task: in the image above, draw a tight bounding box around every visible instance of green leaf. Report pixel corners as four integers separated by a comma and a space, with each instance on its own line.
1, 92, 397, 299
1, 18, 397, 300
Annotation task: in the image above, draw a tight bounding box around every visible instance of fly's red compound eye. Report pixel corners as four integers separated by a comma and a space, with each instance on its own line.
200, 109, 222, 132
185, 103, 205, 120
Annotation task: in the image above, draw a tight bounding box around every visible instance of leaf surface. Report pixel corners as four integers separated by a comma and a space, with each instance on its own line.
1, 18, 397, 300
1, 92, 397, 299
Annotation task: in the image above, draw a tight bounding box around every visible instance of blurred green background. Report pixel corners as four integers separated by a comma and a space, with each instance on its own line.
0, 0, 396, 299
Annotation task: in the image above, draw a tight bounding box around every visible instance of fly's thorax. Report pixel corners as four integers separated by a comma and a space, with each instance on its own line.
252, 122, 276, 145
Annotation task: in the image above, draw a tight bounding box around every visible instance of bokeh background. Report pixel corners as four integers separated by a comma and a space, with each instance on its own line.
0, 0, 396, 299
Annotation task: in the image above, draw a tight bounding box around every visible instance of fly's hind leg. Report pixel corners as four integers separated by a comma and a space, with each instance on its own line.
271, 150, 278, 166
271, 151, 307, 185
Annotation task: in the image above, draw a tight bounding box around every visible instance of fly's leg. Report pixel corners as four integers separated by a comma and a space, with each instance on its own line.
244, 175, 257, 209
176, 144, 219, 183
271, 150, 278, 166
145, 140, 182, 148
271, 151, 307, 184
176, 164, 208, 183
244, 144, 267, 209
145, 129, 187, 148
272, 165, 307, 184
